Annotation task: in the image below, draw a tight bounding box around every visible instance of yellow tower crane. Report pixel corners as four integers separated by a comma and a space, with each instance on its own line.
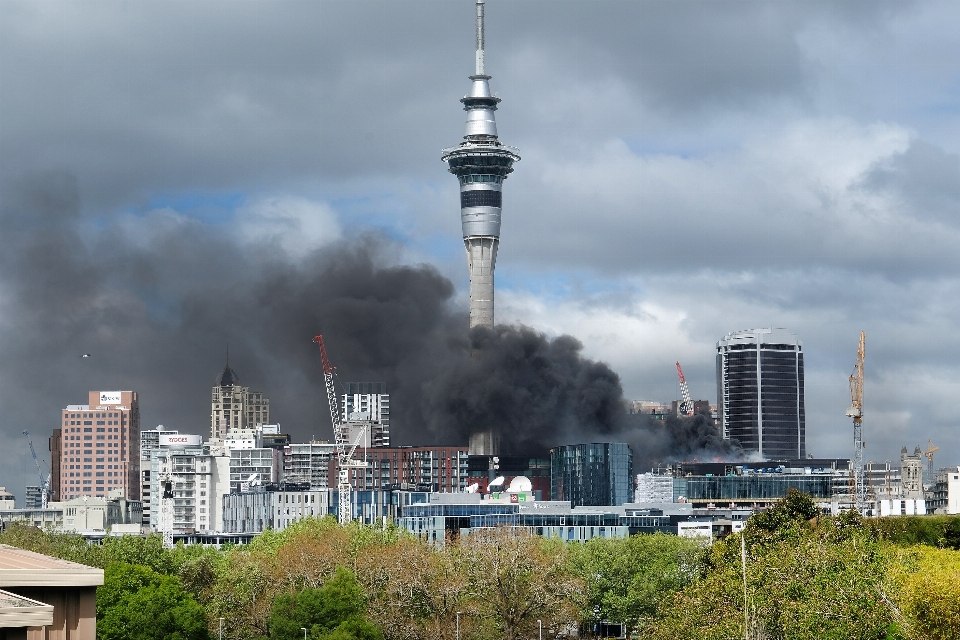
924, 439, 939, 479
844, 331, 866, 512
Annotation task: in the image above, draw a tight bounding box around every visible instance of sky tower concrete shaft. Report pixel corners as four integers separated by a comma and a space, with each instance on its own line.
442, 0, 520, 331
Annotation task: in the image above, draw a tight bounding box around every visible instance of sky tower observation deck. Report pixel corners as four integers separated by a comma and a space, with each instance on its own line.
442, 0, 520, 330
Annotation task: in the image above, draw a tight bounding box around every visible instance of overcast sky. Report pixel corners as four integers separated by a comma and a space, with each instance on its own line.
3, 0, 960, 494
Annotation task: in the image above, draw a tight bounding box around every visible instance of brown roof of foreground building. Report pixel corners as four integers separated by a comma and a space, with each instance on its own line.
0, 545, 103, 588
0, 588, 54, 628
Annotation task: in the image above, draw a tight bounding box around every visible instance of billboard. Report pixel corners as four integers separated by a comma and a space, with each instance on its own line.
160, 434, 202, 447
99, 391, 122, 405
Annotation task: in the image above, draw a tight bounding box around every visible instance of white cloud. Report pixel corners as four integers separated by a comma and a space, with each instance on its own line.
233, 195, 341, 258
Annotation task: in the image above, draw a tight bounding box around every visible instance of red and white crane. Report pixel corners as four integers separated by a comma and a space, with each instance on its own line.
675, 362, 694, 416
313, 335, 369, 526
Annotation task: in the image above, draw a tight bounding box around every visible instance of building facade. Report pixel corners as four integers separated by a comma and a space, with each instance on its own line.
140, 426, 180, 526
150, 438, 231, 532
901, 446, 924, 499
58, 391, 141, 501
342, 382, 390, 447
717, 329, 805, 459
635, 472, 674, 504
222, 488, 330, 533
332, 446, 470, 493
550, 443, 633, 507
283, 442, 337, 489
210, 363, 269, 439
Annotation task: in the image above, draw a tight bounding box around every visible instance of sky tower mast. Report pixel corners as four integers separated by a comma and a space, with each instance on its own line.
442, 0, 520, 456
442, 0, 520, 332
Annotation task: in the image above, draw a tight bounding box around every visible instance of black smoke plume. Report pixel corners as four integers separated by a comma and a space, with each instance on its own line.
0, 172, 737, 491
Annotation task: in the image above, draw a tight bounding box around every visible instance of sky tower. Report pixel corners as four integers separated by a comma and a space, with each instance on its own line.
442, 0, 520, 331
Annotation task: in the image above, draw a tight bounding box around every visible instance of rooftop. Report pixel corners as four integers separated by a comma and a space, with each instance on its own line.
0, 545, 103, 588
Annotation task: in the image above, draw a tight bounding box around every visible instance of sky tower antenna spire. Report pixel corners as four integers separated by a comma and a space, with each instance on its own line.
475, 0, 485, 75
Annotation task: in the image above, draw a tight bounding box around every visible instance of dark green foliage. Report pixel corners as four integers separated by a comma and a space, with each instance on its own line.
98, 562, 211, 640
870, 515, 960, 549
568, 533, 704, 637
747, 488, 820, 538
267, 567, 382, 640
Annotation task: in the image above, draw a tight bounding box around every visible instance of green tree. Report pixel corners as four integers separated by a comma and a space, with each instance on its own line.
569, 533, 705, 637
267, 566, 382, 640
98, 562, 210, 640
650, 494, 904, 640
458, 527, 584, 640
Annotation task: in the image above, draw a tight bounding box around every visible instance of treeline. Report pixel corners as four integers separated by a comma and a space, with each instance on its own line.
3, 493, 960, 639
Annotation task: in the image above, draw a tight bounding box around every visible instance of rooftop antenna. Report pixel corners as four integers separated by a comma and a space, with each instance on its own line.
475, 0, 485, 75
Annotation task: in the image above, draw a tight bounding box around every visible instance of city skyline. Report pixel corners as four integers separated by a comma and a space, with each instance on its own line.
3, 1, 960, 494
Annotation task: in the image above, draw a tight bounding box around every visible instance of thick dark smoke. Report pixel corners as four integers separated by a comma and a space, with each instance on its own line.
0, 172, 736, 492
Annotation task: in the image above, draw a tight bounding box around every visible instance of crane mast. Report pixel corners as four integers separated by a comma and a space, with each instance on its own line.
675, 362, 694, 416
313, 335, 368, 526
924, 439, 939, 480
22, 431, 50, 509
844, 331, 866, 512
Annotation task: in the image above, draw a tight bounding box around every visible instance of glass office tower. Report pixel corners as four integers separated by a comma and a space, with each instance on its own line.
717, 328, 805, 460
550, 443, 633, 507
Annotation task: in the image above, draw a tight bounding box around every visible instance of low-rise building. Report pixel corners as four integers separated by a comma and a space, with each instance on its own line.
928, 467, 960, 514
222, 486, 330, 533
0, 545, 103, 639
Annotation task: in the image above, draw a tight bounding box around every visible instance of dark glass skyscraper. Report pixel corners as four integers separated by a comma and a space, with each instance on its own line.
717, 329, 805, 460
550, 443, 633, 507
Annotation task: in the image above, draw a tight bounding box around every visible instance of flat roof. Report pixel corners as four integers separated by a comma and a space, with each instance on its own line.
0, 545, 103, 588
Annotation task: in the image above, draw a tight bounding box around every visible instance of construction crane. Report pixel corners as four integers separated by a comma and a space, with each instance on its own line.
844, 331, 867, 513
675, 362, 694, 416
924, 439, 940, 479
313, 335, 369, 526
158, 476, 175, 549
22, 431, 50, 509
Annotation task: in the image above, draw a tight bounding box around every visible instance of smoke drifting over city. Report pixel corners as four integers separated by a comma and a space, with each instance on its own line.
0, 172, 736, 474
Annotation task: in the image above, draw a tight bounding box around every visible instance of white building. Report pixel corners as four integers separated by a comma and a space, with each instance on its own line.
635, 473, 674, 503
222, 489, 330, 533
342, 382, 389, 447
930, 467, 960, 515
229, 448, 281, 494
140, 426, 180, 525
150, 436, 231, 532
283, 442, 337, 489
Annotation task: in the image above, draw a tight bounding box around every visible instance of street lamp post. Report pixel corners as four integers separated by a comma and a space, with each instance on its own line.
538, 619, 542, 640
301, 628, 307, 640
219, 617, 224, 640
456, 611, 461, 640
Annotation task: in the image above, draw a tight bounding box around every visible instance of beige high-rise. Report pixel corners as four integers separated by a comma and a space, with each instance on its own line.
57, 391, 140, 501
211, 364, 269, 439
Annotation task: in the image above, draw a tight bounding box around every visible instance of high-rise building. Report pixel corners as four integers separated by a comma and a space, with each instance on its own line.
57, 391, 141, 501
716, 329, 805, 460
342, 382, 390, 447
149, 437, 231, 532
48, 429, 62, 502
210, 363, 269, 439
441, 0, 520, 456
550, 443, 634, 507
